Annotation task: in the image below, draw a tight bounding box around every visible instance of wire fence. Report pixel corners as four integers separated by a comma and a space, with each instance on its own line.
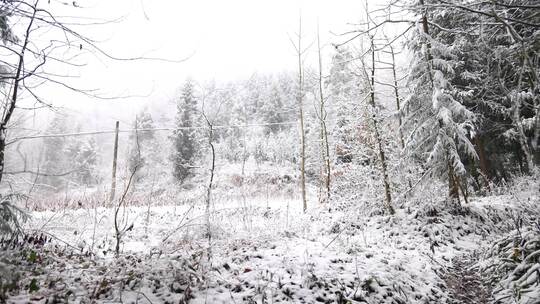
8, 120, 307, 143
4, 118, 323, 198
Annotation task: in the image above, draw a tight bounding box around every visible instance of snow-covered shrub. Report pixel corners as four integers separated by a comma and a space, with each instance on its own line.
329, 162, 381, 213
0, 194, 27, 237
482, 226, 540, 304
0, 194, 28, 302
492, 168, 540, 197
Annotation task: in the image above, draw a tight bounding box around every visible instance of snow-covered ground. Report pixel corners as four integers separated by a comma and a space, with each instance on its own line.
2, 181, 537, 303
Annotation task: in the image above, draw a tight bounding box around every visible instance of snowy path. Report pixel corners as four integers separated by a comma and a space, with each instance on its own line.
443, 254, 492, 304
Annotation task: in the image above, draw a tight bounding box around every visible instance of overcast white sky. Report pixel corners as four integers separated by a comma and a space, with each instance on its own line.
26, 0, 396, 126
87, 0, 366, 79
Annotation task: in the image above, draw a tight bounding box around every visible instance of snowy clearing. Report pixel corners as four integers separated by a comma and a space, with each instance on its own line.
1, 186, 537, 303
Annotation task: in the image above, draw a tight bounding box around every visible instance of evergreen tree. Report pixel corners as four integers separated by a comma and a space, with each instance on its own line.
41, 113, 70, 189
0, 6, 16, 86
260, 84, 285, 134
221, 93, 245, 162
66, 135, 99, 186
171, 79, 198, 183
440, 0, 539, 180
405, 0, 539, 189
327, 47, 365, 164
403, 0, 478, 201
42, 118, 100, 189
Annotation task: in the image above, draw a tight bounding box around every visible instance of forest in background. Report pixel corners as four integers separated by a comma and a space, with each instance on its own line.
4, 0, 537, 210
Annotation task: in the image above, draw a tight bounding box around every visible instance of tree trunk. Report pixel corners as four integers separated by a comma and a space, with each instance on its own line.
202, 111, 215, 262
474, 136, 491, 190
296, 15, 307, 212
0, 135, 6, 185
0, 5, 37, 184
110, 121, 120, 202
388, 44, 405, 150
367, 31, 394, 215
512, 96, 533, 174
387, 42, 413, 191
448, 157, 460, 203
206, 123, 215, 247
316, 22, 331, 204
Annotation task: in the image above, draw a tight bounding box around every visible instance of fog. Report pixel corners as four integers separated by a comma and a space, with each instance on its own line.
32, 0, 371, 126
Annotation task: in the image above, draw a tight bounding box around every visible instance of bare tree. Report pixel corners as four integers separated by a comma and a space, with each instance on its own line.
197, 83, 227, 263
0, 0, 189, 187
316, 22, 331, 204
382, 40, 405, 150
114, 163, 138, 256
201, 111, 214, 259
290, 14, 307, 212
377, 37, 415, 191
0, 1, 40, 184
361, 3, 395, 215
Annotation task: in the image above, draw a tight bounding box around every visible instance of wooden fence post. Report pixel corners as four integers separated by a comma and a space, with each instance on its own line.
110, 121, 119, 202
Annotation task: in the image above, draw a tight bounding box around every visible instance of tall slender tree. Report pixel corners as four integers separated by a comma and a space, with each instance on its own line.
361, 4, 395, 214
290, 14, 307, 212
297, 17, 307, 212
316, 22, 331, 204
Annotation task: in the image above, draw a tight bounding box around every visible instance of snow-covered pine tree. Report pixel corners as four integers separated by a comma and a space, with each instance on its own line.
171, 79, 199, 184
402, 0, 478, 203
463, 0, 540, 176
41, 113, 70, 189
327, 46, 361, 164
260, 84, 286, 135
42, 119, 100, 189
221, 94, 245, 163
0, 193, 27, 238
65, 134, 100, 186
410, 0, 539, 185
